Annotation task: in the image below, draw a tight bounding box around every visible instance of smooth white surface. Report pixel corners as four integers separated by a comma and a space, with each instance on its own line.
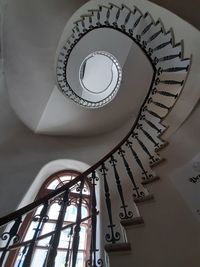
4, 0, 153, 135
37, 42, 153, 135
4, 0, 200, 136
80, 53, 116, 94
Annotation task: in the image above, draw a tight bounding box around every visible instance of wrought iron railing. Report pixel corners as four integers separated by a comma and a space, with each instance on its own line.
0, 173, 101, 267
0, 2, 190, 266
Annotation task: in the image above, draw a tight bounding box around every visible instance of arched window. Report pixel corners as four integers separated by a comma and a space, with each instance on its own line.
6, 170, 91, 267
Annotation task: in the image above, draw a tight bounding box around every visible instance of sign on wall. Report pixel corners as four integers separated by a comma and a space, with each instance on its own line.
170, 153, 200, 222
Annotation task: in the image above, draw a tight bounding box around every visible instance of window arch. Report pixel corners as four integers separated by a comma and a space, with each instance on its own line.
6, 170, 92, 267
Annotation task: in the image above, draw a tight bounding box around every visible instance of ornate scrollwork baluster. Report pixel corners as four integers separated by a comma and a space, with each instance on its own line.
141, 22, 153, 36
126, 140, 152, 180
145, 107, 163, 120
45, 190, 69, 267
71, 178, 85, 267
0, 216, 22, 266
153, 40, 172, 51
109, 155, 133, 219
87, 171, 103, 267
158, 52, 181, 62
148, 98, 171, 111
162, 66, 189, 72
133, 15, 142, 29
22, 202, 49, 266
118, 148, 145, 199
100, 163, 120, 244
140, 115, 162, 134
146, 28, 162, 43
132, 132, 159, 164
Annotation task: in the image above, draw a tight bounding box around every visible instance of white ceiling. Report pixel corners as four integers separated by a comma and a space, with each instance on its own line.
4, 0, 153, 136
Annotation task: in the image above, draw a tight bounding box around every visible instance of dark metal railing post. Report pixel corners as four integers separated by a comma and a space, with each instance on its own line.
100, 163, 120, 244
118, 147, 145, 199
22, 202, 49, 266
126, 140, 152, 180
0, 216, 22, 266
64, 226, 73, 267
45, 190, 69, 267
71, 178, 84, 267
87, 171, 103, 267
109, 155, 133, 220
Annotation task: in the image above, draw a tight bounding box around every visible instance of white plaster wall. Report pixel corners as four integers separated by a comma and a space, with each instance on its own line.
108, 101, 200, 267
0, 0, 200, 266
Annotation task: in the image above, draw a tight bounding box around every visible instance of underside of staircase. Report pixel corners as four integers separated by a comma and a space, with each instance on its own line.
1, 1, 199, 267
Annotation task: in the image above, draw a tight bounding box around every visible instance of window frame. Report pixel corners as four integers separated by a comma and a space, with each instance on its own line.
5, 170, 92, 267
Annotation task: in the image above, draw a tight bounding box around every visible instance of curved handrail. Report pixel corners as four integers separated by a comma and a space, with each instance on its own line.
0, 68, 156, 227
0, 80, 156, 228
1, 2, 189, 227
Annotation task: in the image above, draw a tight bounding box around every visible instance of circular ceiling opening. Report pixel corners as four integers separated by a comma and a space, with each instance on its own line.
78, 51, 122, 108
80, 52, 118, 94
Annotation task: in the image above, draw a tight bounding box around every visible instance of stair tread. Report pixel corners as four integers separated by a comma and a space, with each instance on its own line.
142, 176, 160, 185
134, 193, 154, 203
121, 216, 144, 227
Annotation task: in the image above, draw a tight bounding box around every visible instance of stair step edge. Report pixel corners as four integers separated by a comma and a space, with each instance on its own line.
104, 242, 131, 253
142, 176, 160, 185
150, 158, 165, 168
134, 193, 154, 204
120, 216, 144, 227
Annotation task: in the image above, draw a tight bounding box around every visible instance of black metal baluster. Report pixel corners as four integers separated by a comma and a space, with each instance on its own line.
105, 8, 110, 25
144, 107, 163, 120
100, 163, 120, 244
162, 66, 189, 72
0, 216, 22, 266
146, 28, 162, 43
153, 40, 172, 51
159, 79, 184, 86
22, 202, 49, 267
126, 140, 152, 180
155, 89, 179, 99
96, 10, 101, 27
71, 178, 84, 267
112, 7, 120, 28
87, 171, 103, 267
132, 132, 158, 164
141, 22, 153, 36
140, 115, 162, 134
142, 128, 160, 147
109, 155, 133, 219
133, 15, 142, 29
64, 226, 73, 267
45, 190, 69, 267
149, 98, 171, 111
158, 52, 181, 62
118, 148, 145, 199
124, 10, 131, 25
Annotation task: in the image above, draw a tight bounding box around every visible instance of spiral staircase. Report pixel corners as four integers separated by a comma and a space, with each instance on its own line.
0, 0, 197, 267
